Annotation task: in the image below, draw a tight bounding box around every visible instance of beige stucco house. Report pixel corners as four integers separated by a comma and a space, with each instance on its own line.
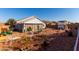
14, 16, 46, 32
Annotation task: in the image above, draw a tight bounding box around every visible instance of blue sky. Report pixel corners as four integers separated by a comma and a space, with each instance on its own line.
0, 8, 79, 23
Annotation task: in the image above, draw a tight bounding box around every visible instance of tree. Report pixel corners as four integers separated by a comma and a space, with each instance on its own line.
5, 18, 16, 30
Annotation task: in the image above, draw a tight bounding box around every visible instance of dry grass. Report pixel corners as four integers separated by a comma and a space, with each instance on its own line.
0, 28, 77, 51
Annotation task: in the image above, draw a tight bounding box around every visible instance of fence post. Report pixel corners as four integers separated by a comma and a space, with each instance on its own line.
74, 28, 79, 51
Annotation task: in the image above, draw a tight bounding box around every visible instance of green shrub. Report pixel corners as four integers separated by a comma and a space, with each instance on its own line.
1, 32, 7, 36
27, 27, 32, 31
6, 30, 12, 34
1, 30, 13, 36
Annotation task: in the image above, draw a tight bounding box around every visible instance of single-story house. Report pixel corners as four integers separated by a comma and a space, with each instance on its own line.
57, 20, 68, 30
14, 16, 46, 32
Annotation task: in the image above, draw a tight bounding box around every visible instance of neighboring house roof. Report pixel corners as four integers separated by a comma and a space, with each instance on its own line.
58, 20, 67, 23
16, 16, 46, 28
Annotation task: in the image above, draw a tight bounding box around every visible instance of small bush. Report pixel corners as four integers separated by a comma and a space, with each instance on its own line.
27, 27, 32, 31
1, 32, 7, 36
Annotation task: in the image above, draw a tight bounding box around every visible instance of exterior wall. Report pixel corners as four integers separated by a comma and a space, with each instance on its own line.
57, 21, 69, 30
58, 25, 65, 29
58, 22, 65, 29
58, 24, 68, 30
23, 24, 44, 32
15, 23, 24, 32
33, 24, 43, 32
15, 22, 45, 32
